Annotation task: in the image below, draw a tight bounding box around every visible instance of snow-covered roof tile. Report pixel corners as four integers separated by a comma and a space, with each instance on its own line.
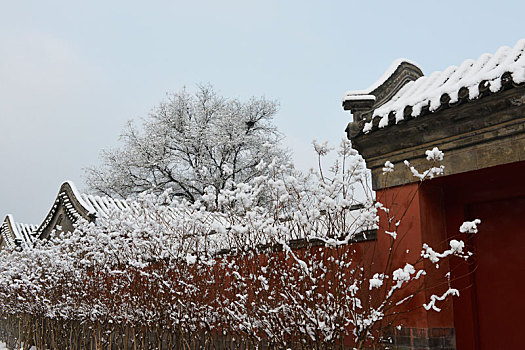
20, 180, 376, 255
1, 215, 36, 249
65, 180, 96, 215
362, 38, 525, 133
80, 194, 131, 219
15, 222, 37, 244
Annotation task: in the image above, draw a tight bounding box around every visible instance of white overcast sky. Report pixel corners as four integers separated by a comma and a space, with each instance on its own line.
1, 0, 524, 224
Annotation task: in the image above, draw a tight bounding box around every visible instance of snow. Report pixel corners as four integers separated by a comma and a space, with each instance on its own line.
363, 38, 525, 132
459, 219, 481, 234
35, 180, 195, 238
393, 264, 415, 284
449, 239, 465, 254
343, 94, 376, 102
0, 342, 35, 350
385, 230, 397, 239
15, 222, 36, 244
369, 273, 383, 289
382, 161, 394, 174
0, 145, 467, 348
343, 58, 422, 99
403, 152, 445, 181
423, 288, 459, 312
421, 234, 470, 265
312, 139, 333, 156
23, 171, 375, 256
425, 147, 444, 162
65, 180, 96, 215
1, 215, 36, 248
80, 193, 129, 219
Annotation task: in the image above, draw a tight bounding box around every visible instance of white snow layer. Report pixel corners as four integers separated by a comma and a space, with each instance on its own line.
80, 193, 130, 219
344, 58, 422, 98
2, 215, 36, 246
63, 181, 134, 220
363, 39, 525, 132
343, 94, 376, 102
65, 180, 98, 215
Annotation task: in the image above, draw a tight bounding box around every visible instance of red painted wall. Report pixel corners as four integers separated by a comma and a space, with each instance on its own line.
375, 160, 525, 349
375, 182, 455, 330
440, 161, 525, 350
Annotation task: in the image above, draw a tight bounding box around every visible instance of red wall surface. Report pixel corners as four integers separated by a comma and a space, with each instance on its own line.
441, 161, 525, 350
375, 160, 525, 349
375, 182, 455, 330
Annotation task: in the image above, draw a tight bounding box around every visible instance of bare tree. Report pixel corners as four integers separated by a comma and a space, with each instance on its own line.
85, 84, 289, 204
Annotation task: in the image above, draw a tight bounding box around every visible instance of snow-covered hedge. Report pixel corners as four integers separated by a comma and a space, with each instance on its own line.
0, 141, 476, 349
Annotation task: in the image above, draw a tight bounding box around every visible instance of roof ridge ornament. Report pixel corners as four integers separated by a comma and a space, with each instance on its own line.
1, 215, 35, 249
343, 59, 424, 124
35, 181, 98, 239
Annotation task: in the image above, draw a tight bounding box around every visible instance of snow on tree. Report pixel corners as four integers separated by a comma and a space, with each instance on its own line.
85, 84, 290, 205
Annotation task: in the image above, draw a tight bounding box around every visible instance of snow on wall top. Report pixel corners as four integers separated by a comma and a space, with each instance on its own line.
1, 215, 36, 248
80, 192, 218, 225
35, 181, 132, 238
61, 181, 140, 222
35, 181, 229, 240
363, 39, 525, 133
14, 221, 37, 244
343, 58, 422, 99
80, 193, 130, 219
65, 180, 98, 216
10, 181, 377, 255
